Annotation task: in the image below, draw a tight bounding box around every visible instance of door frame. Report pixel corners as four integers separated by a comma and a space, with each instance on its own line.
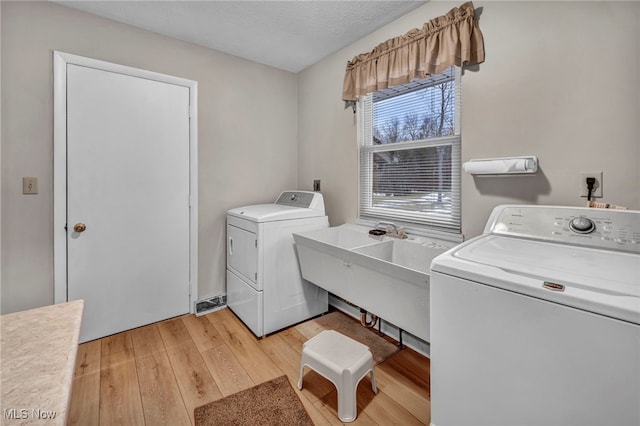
53, 51, 198, 311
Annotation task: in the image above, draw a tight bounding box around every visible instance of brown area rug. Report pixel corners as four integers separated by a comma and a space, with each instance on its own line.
194, 375, 313, 426
297, 310, 400, 365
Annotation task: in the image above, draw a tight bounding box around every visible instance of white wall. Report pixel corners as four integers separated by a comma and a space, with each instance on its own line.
298, 1, 640, 238
1, 1, 298, 314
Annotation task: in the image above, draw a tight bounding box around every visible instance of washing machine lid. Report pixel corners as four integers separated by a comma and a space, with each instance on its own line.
431, 234, 640, 324
227, 204, 324, 222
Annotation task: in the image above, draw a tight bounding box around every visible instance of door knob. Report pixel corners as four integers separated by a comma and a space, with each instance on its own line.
74, 223, 87, 233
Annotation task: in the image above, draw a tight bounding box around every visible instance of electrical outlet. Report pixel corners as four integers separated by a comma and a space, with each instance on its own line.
579, 171, 603, 198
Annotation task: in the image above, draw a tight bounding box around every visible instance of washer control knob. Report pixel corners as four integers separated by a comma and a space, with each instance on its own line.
569, 216, 595, 234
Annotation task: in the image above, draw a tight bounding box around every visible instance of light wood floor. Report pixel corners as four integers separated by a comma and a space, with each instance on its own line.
69, 308, 430, 425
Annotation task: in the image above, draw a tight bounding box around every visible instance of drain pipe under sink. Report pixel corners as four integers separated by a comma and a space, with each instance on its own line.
360, 308, 378, 328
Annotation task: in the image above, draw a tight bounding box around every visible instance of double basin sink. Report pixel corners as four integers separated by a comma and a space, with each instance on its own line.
293, 224, 455, 342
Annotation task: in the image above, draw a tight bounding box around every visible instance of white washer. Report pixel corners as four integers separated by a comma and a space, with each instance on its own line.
430, 205, 640, 426
226, 191, 329, 337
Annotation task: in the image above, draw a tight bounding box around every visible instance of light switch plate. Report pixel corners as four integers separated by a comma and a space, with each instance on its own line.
23, 177, 38, 194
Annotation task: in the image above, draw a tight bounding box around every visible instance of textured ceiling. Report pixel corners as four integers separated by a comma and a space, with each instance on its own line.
54, 1, 427, 73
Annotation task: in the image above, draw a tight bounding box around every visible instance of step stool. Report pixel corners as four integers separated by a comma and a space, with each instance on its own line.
298, 330, 377, 422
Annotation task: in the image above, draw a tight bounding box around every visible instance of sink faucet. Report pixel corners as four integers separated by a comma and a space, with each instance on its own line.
375, 221, 398, 234
374, 221, 407, 238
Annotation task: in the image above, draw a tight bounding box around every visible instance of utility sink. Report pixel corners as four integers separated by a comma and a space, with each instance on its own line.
295, 225, 382, 250
353, 239, 447, 273
293, 224, 456, 342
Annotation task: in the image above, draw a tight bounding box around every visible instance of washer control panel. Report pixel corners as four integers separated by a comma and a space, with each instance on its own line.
486, 205, 640, 253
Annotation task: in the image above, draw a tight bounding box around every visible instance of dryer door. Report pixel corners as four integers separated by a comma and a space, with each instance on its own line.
227, 222, 258, 289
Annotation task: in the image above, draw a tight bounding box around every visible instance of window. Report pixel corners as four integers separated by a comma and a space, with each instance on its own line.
358, 67, 461, 234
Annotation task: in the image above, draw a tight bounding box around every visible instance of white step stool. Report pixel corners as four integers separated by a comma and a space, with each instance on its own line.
298, 330, 377, 422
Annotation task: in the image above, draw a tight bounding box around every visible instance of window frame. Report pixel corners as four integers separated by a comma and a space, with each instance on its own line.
357, 67, 462, 239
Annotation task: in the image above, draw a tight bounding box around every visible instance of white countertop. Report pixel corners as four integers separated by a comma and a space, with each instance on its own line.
1, 300, 84, 425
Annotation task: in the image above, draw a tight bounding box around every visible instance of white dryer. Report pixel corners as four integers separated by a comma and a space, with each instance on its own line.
430, 205, 640, 426
226, 191, 329, 337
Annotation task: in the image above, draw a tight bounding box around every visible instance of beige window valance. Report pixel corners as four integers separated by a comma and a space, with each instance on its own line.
342, 1, 485, 101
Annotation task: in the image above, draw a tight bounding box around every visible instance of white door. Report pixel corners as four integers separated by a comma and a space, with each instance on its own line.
66, 63, 191, 342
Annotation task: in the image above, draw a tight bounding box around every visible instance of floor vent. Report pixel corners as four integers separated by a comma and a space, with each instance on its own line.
195, 294, 227, 316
